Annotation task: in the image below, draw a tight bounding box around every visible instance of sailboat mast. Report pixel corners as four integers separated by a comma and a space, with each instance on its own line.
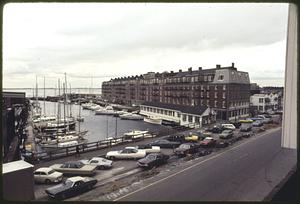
43, 76, 46, 116
57, 79, 61, 136
69, 83, 72, 117
63, 82, 66, 130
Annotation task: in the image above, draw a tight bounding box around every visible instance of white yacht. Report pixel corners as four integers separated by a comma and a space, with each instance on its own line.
119, 113, 144, 120
95, 105, 115, 115
144, 116, 162, 125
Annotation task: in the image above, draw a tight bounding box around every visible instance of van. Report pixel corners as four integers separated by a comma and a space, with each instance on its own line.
221, 124, 236, 130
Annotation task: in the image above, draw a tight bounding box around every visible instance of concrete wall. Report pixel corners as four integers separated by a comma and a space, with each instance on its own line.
282, 4, 297, 149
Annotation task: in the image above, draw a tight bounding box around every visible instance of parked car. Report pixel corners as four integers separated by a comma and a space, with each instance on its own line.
221, 124, 236, 130
136, 144, 161, 154
252, 120, 264, 127
197, 149, 212, 157
163, 134, 185, 143
184, 134, 200, 142
34, 167, 63, 184
106, 147, 146, 160
174, 143, 201, 157
199, 137, 217, 147
149, 139, 181, 148
80, 157, 113, 170
50, 161, 97, 176
45, 176, 97, 200
207, 124, 224, 133
241, 132, 254, 138
240, 122, 252, 132
219, 129, 234, 139
215, 140, 229, 148
257, 115, 272, 124
137, 153, 169, 169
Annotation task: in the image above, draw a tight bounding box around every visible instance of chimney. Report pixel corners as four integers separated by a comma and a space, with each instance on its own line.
188, 67, 192, 72
198, 67, 202, 71
216, 64, 221, 69
170, 71, 174, 74
179, 69, 182, 73
232, 62, 235, 68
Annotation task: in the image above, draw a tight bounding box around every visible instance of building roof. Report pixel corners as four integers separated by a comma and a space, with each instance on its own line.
141, 101, 208, 116
2, 160, 33, 174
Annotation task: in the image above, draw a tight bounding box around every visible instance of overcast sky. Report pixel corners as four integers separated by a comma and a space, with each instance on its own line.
3, 3, 289, 88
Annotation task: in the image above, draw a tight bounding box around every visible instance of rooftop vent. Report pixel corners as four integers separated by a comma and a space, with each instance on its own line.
198, 67, 202, 70
216, 64, 221, 68
188, 67, 192, 72
232, 63, 235, 68
179, 69, 182, 73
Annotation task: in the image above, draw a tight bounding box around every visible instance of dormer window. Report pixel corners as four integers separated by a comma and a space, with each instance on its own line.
218, 75, 224, 81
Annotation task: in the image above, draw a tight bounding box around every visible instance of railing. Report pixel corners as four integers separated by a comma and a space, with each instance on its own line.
29, 127, 184, 163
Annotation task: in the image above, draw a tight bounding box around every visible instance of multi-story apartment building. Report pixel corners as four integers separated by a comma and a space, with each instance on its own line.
102, 63, 250, 121
250, 93, 279, 113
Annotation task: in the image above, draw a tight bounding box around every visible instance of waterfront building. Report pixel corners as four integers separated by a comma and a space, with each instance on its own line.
102, 63, 250, 122
250, 93, 279, 113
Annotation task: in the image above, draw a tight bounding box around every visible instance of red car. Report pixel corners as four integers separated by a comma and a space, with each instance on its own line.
199, 137, 216, 147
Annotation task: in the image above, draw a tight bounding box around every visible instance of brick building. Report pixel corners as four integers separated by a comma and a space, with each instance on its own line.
102, 63, 250, 121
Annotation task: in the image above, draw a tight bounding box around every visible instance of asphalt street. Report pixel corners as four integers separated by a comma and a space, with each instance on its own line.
113, 127, 297, 201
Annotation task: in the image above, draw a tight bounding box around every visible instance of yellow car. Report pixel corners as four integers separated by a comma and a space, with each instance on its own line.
184, 135, 199, 142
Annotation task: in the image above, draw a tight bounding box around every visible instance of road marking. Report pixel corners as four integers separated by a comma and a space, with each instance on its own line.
113, 127, 281, 201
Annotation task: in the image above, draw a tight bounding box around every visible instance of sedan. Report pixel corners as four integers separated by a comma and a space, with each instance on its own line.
215, 140, 229, 148
34, 167, 63, 184
50, 161, 97, 176
137, 153, 169, 169
136, 144, 161, 154
149, 139, 181, 148
197, 149, 212, 157
253, 120, 264, 127
106, 147, 146, 160
45, 176, 97, 200
199, 137, 217, 147
80, 157, 113, 170
219, 130, 234, 139
174, 143, 201, 157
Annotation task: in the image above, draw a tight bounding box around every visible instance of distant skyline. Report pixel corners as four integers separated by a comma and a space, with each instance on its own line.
3, 3, 289, 88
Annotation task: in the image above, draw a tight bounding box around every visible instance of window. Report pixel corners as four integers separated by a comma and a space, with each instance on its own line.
259, 98, 264, 103
182, 114, 187, 121
201, 100, 203, 106
223, 85, 226, 90
207, 92, 209, 98
222, 101, 226, 108
215, 85, 218, 90
201, 85, 204, 90
215, 92, 218, 98
188, 115, 193, 123
218, 75, 224, 81
223, 92, 226, 99
204, 76, 207, 81
215, 101, 217, 107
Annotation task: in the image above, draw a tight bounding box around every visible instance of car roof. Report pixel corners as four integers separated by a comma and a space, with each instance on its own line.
204, 137, 213, 140
67, 176, 84, 183
35, 167, 53, 173
125, 147, 137, 149
64, 161, 83, 165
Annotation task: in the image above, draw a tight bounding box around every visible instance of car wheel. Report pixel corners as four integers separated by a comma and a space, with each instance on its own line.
109, 156, 115, 160
98, 166, 105, 170
45, 179, 51, 184
60, 194, 66, 200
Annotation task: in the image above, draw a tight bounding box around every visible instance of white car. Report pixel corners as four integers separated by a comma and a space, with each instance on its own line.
34, 167, 63, 184
135, 144, 161, 154
221, 124, 236, 130
80, 157, 113, 169
106, 147, 146, 160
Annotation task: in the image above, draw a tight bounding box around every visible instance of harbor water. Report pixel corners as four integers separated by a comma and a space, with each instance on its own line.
34, 101, 172, 143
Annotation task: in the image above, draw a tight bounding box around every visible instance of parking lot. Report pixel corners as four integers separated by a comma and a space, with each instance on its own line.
34, 116, 281, 201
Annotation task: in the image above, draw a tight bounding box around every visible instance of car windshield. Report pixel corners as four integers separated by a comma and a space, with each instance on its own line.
241, 123, 251, 128
63, 180, 73, 186
179, 144, 190, 149
147, 155, 156, 160
48, 170, 55, 174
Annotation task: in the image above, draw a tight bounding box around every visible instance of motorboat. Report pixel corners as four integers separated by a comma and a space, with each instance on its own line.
123, 130, 149, 140
144, 116, 162, 125
33, 115, 57, 123
119, 113, 144, 120
90, 104, 102, 111
81, 103, 94, 110
95, 106, 116, 115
